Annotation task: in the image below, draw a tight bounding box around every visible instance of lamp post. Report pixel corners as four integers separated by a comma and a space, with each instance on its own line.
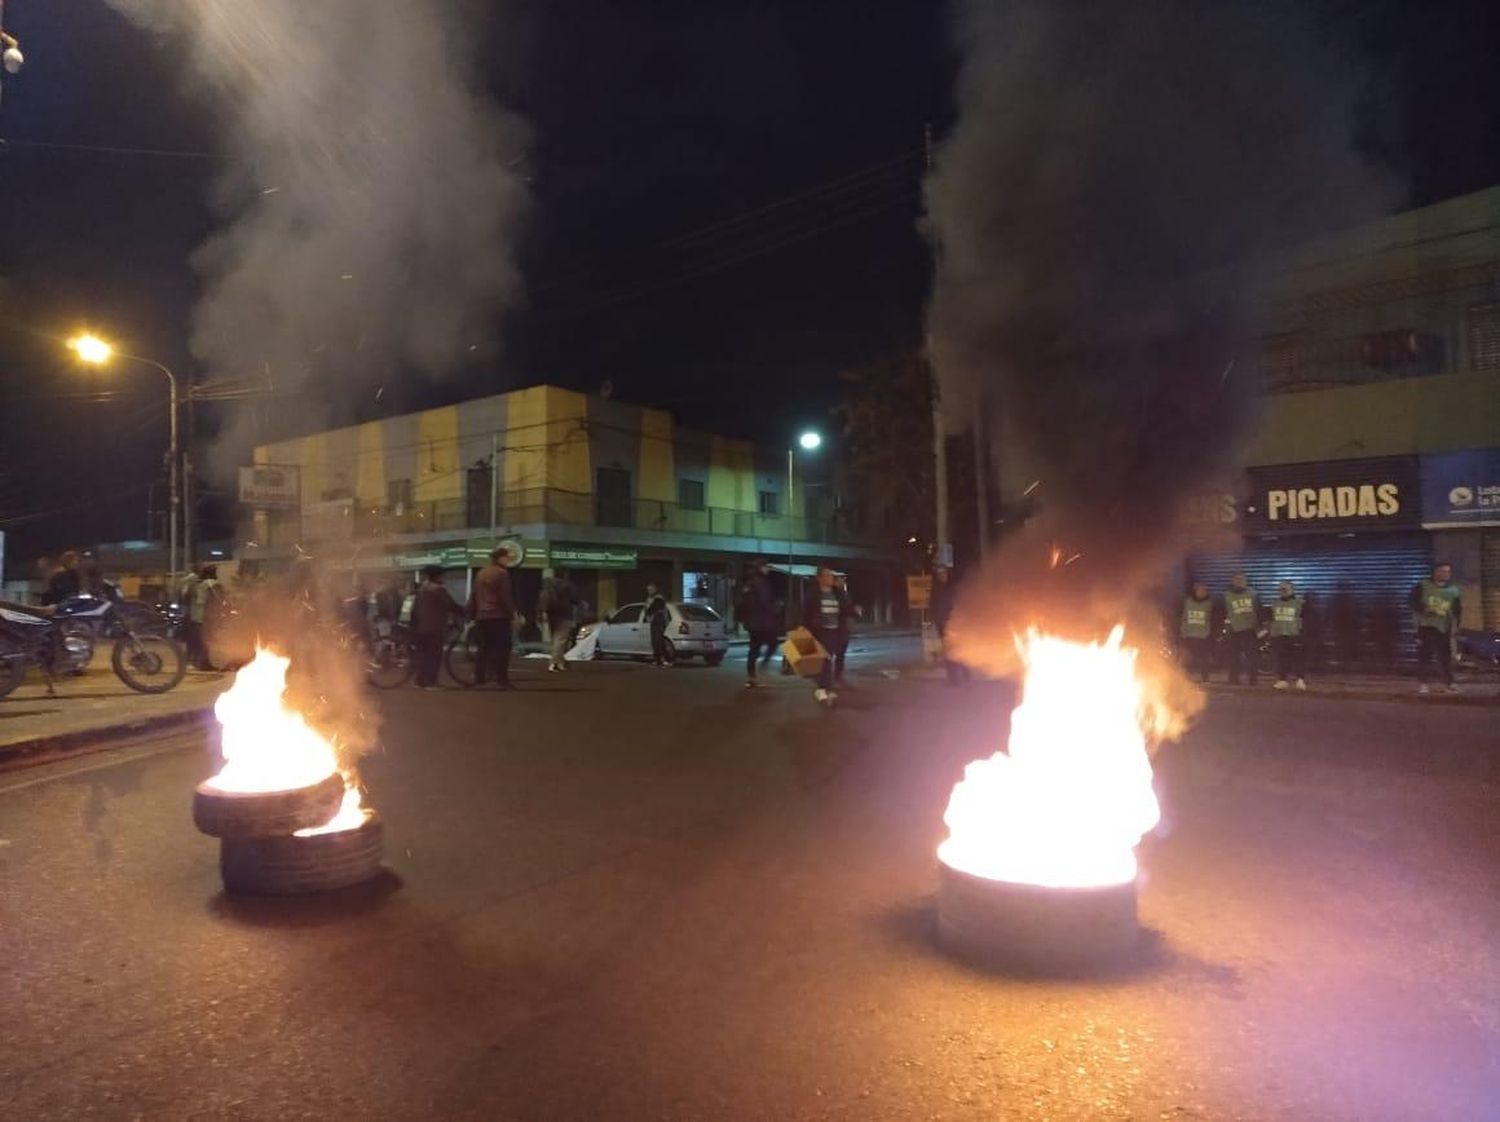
67, 335, 181, 597
787, 430, 821, 624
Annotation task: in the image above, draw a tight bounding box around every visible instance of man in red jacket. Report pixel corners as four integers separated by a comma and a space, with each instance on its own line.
468, 546, 516, 688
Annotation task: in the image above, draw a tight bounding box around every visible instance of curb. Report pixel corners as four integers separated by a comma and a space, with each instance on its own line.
0, 707, 215, 770
1201, 684, 1496, 707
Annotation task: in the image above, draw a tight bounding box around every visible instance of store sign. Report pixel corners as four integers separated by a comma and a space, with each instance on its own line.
1421, 448, 1500, 527
1240, 456, 1420, 535
906, 574, 932, 610
238, 466, 299, 508
551, 544, 638, 570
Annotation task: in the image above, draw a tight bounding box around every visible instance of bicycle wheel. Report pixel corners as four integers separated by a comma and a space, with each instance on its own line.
112, 633, 187, 694
365, 637, 416, 689
444, 627, 479, 687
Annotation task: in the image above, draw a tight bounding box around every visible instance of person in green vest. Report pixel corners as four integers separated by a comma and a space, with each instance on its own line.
1409, 561, 1462, 694
1222, 572, 1263, 686
1179, 581, 1214, 683
1269, 580, 1307, 691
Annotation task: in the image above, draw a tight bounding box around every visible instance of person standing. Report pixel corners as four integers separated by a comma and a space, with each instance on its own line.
930, 566, 968, 685
645, 584, 672, 667
1411, 561, 1462, 694
42, 550, 81, 606
539, 569, 579, 672
1269, 580, 1307, 690
187, 564, 221, 671
737, 558, 781, 687
1179, 581, 1214, 684
177, 564, 204, 669
1222, 572, 1262, 686
802, 564, 852, 705
412, 565, 462, 689
468, 547, 517, 688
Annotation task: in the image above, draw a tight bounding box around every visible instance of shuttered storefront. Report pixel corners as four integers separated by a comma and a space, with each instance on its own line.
1483, 531, 1500, 631
1188, 534, 1431, 668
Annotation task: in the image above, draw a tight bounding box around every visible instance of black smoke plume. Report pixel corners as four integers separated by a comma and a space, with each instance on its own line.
925, 0, 1393, 681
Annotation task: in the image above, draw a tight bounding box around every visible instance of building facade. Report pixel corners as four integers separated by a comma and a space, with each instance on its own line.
1182, 185, 1500, 661
241, 385, 904, 623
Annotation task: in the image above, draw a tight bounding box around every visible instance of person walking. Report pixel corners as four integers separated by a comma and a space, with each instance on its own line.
411, 565, 462, 689
1179, 580, 1214, 684
737, 558, 781, 687
802, 564, 852, 705
930, 565, 968, 685
1269, 580, 1307, 690
1222, 572, 1262, 686
1411, 561, 1462, 694
645, 584, 672, 667
468, 546, 517, 688
539, 569, 579, 672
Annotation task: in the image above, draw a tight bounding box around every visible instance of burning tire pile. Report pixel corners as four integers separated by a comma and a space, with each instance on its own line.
935, 629, 1161, 972
194, 649, 384, 895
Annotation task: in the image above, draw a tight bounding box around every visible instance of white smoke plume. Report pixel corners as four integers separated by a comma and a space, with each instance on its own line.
105, 0, 529, 464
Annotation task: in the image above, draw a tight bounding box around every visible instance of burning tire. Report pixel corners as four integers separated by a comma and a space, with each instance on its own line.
936, 861, 1140, 971
192, 771, 346, 839
219, 812, 384, 895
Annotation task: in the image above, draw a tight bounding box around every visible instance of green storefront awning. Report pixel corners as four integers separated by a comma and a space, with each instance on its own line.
550, 544, 638, 570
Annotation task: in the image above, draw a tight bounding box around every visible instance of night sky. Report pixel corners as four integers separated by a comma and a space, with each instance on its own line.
1, 0, 1497, 560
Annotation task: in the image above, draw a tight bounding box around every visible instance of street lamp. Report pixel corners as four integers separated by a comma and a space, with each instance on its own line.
787, 430, 822, 620
67, 334, 181, 598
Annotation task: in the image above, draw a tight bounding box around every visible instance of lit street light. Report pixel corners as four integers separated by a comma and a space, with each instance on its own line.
66, 334, 182, 597
786, 429, 822, 623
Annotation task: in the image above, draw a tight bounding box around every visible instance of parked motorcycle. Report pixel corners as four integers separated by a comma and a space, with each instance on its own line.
48, 582, 174, 669
0, 598, 186, 699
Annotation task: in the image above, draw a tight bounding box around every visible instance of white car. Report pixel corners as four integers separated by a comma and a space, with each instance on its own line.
580, 601, 728, 665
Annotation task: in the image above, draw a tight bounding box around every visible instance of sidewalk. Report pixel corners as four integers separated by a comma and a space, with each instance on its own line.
0, 667, 226, 767
1201, 671, 1499, 706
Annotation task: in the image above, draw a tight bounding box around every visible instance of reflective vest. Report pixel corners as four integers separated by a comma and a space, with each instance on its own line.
1223, 588, 1259, 633
1180, 597, 1212, 639
1269, 596, 1304, 637
1415, 579, 1460, 634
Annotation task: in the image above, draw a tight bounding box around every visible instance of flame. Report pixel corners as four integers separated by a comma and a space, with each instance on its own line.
295, 784, 370, 836
203, 646, 339, 794
937, 627, 1161, 889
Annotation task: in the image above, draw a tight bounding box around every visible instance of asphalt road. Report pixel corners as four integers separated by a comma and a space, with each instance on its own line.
2, 638, 1498, 1121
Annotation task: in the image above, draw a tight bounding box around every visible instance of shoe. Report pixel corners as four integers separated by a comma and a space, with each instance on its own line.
814, 688, 829, 703
1295, 679, 1307, 691
744, 679, 758, 689
547, 665, 560, 673
1418, 683, 1430, 695
1273, 680, 1288, 690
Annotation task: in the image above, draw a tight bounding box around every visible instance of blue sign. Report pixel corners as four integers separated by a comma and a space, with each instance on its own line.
1421, 448, 1500, 527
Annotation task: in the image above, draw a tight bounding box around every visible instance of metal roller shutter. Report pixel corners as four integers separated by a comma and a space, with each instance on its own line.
1188, 534, 1432, 668
1482, 531, 1500, 631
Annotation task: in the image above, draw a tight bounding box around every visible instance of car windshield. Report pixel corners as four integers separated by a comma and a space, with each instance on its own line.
676, 603, 720, 622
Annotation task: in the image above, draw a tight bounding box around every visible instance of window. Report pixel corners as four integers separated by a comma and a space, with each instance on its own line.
387, 478, 412, 510
595, 467, 632, 527
610, 604, 643, 624
678, 478, 705, 511
758, 490, 779, 516
1470, 304, 1500, 372
677, 604, 721, 622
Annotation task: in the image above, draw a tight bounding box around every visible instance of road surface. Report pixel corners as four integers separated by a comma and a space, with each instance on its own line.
2, 638, 1497, 1120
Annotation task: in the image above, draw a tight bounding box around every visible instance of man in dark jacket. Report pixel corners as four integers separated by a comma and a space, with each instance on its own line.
468, 547, 517, 688
412, 565, 462, 688
41, 550, 81, 606
737, 558, 781, 687
802, 565, 852, 704
645, 583, 672, 667
539, 569, 579, 672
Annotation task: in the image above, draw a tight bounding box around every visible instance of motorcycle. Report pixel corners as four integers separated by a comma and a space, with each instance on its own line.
0, 597, 187, 700
48, 581, 174, 669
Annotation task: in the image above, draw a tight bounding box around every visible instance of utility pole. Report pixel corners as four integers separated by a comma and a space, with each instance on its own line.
925, 122, 950, 569
973, 398, 989, 560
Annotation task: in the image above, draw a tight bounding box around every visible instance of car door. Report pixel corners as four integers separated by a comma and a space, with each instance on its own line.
605, 603, 645, 655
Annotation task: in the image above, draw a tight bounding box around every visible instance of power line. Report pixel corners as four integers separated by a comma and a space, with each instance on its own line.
1, 137, 234, 162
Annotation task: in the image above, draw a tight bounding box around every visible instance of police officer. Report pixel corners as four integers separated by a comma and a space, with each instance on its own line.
1179, 581, 1213, 683
1410, 562, 1462, 694
1269, 580, 1307, 691
1222, 572, 1263, 686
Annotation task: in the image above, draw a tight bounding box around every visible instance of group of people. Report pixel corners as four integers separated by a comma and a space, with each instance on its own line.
737, 558, 855, 704
1178, 562, 1465, 693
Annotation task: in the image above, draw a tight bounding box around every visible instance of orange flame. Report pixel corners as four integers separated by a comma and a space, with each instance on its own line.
204, 646, 367, 832
938, 627, 1161, 888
